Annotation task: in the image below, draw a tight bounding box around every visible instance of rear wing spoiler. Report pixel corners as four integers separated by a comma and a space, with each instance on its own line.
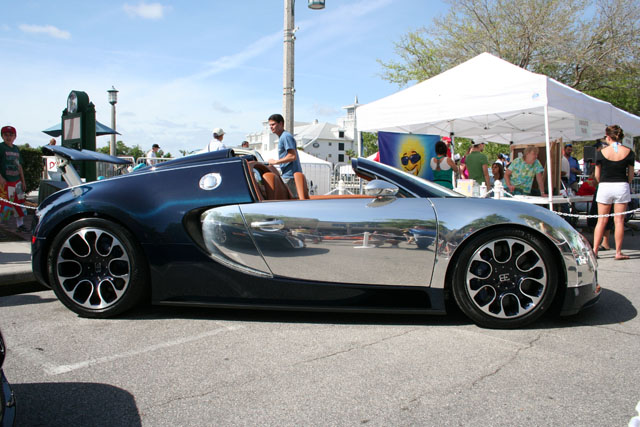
42, 146, 132, 187
42, 145, 132, 164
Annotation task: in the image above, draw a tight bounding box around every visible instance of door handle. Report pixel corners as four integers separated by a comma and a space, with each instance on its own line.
250, 219, 284, 231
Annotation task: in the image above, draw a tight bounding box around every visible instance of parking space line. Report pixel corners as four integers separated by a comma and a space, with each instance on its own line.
15, 322, 243, 376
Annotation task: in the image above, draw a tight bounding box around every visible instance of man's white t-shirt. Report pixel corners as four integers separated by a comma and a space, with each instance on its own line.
207, 138, 227, 152
146, 150, 157, 166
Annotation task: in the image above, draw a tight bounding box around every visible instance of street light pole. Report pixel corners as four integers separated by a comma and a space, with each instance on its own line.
283, 0, 295, 133
282, 0, 325, 134
107, 86, 118, 156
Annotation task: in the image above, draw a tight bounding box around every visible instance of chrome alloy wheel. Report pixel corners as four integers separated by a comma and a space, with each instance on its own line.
465, 237, 547, 319
55, 227, 131, 310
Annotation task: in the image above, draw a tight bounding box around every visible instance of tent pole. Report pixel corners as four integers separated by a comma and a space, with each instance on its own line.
354, 106, 363, 194
543, 105, 553, 210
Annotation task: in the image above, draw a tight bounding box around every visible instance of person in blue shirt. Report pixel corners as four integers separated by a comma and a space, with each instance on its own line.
564, 143, 581, 191
267, 113, 302, 197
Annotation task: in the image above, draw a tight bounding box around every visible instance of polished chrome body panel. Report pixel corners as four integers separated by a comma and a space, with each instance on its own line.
235, 197, 437, 286
202, 205, 272, 276
428, 198, 597, 290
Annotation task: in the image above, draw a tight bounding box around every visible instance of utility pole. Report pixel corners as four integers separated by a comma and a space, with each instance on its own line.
283, 0, 295, 133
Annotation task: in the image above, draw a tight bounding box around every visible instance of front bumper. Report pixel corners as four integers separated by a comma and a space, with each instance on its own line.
560, 279, 601, 316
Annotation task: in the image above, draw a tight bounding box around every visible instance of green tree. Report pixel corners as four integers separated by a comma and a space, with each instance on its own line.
17, 145, 43, 193
362, 132, 378, 157
97, 140, 130, 156
379, 0, 640, 115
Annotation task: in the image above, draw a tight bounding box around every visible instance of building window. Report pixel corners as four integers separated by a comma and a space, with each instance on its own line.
339, 154, 344, 162
338, 130, 345, 138
328, 154, 332, 158
328, 142, 332, 146
339, 142, 344, 151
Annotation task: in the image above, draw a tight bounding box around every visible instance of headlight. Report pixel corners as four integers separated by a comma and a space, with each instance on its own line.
574, 232, 597, 269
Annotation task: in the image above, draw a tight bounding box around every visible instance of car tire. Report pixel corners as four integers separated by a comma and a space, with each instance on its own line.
47, 218, 148, 318
452, 227, 558, 329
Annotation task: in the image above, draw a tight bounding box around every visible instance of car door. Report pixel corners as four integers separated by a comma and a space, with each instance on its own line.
239, 197, 438, 287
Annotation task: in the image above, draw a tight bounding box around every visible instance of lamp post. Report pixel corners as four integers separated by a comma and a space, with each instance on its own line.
282, 0, 325, 133
107, 86, 118, 156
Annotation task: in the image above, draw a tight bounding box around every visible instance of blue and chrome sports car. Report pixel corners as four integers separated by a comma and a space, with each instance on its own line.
32, 147, 600, 328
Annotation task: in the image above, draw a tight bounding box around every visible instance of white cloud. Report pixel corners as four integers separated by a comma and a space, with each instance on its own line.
186, 31, 281, 81
312, 103, 340, 117
123, 2, 167, 20
18, 24, 70, 40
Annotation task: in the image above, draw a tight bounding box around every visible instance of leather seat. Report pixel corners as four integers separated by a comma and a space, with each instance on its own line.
262, 172, 293, 200
294, 172, 310, 200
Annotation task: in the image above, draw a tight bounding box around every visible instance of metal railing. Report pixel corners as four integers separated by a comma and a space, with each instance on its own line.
97, 157, 135, 178
300, 163, 333, 195
135, 156, 173, 166
330, 162, 362, 194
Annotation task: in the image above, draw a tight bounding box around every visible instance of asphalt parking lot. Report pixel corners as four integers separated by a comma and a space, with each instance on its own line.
1, 226, 639, 426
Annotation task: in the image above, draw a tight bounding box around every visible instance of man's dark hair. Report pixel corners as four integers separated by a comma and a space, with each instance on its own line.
268, 113, 284, 124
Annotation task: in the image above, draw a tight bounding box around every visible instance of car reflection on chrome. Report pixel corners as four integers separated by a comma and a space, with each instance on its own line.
31, 147, 600, 329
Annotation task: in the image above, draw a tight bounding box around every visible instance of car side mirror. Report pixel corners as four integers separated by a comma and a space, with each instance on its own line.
364, 179, 399, 197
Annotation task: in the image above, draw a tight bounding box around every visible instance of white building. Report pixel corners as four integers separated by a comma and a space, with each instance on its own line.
245, 97, 360, 167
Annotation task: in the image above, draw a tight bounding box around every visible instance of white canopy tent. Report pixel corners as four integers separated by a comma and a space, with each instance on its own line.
357, 52, 640, 204
357, 52, 640, 144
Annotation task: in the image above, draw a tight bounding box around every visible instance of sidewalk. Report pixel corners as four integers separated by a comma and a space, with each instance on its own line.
0, 198, 46, 296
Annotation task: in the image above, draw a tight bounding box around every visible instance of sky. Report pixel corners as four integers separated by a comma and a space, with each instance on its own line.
1, 0, 448, 156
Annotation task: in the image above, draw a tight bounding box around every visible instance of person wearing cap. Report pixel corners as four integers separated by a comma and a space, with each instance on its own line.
207, 128, 227, 152
146, 143, 160, 166
563, 143, 581, 191
267, 113, 302, 197
0, 125, 27, 232
465, 139, 491, 187
441, 136, 452, 158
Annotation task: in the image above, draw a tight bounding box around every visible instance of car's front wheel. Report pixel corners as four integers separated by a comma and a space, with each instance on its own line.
452, 228, 558, 329
47, 218, 148, 318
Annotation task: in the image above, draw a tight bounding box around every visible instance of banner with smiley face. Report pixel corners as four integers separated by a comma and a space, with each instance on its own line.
378, 131, 439, 180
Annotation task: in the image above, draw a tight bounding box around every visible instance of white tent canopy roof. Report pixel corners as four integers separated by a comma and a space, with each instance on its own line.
357, 52, 640, 145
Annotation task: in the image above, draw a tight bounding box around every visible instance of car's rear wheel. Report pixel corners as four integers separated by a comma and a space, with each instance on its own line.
47, 218, 148, 318
452, 228, 558, 329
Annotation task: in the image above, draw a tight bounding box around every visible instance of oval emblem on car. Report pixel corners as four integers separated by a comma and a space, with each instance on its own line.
199, 173, 222, 190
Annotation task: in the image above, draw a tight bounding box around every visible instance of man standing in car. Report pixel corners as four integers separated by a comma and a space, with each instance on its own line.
267, 113, 302, 197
